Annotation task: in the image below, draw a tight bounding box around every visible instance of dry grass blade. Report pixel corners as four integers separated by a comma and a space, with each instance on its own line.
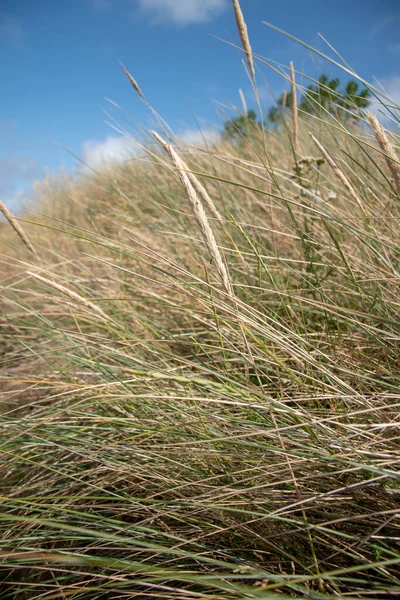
120, 61, 173, 135
27, 271, 109, 319
151, 131, 233, 295
178, 158, 222, 222
2, 27, 400, 600
0, 199, 37, 256
310, 133, 365, 211
290, 62, 299, 155
232, 0, 255, 79
282, 89, 288, 110
187, 170, 223, 222
239, 88, 248, 114
367, 112, 400, 195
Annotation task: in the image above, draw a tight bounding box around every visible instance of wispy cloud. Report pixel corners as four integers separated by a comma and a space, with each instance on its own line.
82, 135, 136, 167
369, 13, 400, 39
384, 75, 400, 105
89, 0, 112, 11
178, 127, 220, 147
89, 0, 229, 24
136, 0, 229, 26
370, 75, 400, 126
0, 14, 24, 47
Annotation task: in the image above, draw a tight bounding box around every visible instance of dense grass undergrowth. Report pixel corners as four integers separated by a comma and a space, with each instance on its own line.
1, 4, 400, 598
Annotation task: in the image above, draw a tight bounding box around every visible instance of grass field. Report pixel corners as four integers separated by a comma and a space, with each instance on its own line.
1, 4, 400, 598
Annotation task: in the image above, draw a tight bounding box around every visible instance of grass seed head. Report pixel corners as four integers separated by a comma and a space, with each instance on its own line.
232, 0, 255, 79
120, 61, 146, 102
367, 111, 400, 195
152, 131, 232, 294
28, 271, 109, 319
0, 200, 37, 256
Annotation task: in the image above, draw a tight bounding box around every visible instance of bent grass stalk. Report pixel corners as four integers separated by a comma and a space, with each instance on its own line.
179, 160, 223, 222
0, 199, 37, 256
27, 271, 109, 320
120, 62, 173, 135
151, 131, 233, 295
310, 133, 366, 212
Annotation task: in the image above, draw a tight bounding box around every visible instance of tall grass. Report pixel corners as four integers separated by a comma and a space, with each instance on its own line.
1, 3, 399, 598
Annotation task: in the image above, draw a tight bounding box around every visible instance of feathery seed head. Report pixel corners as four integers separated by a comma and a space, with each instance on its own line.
28, 271, 108, 319
232, 0, 255, 79
367, 112, 400, 195
0, 200, 37, 256
151, 131, 232, 294
120, 61, 146, 101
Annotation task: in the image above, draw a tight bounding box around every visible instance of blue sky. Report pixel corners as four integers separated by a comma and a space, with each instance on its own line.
1, 0, 399, 209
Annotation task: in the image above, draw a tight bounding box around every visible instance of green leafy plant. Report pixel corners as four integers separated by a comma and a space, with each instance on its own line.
222, 108, 260, 141
267, 74, 371, 124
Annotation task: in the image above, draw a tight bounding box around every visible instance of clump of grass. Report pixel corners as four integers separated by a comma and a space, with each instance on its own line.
0, 4, 400, 600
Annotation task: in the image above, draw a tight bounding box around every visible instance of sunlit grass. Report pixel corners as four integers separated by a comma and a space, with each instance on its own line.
1, 3, 399, 598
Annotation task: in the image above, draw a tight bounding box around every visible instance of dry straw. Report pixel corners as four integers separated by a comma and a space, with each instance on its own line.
151, 131, 233, 295
282, 90, 288, 110
28, 271, 108, 319
178, 158, 222, 222
310, 134, 364, 211
239, 88, 248, 115
118, 62, 221, 221
367, 112, 400, 195
290, 62, 299, 155
120, 62, 173, 135
0, 200, 36, 256
232, 0, 255, 79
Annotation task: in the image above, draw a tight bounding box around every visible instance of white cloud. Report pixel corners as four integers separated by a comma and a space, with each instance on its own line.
382, 75, 400, 107
82, 135, 136, 167
136, 0, 229, 26
178, 127, 220, 147
370, 75, 400, 127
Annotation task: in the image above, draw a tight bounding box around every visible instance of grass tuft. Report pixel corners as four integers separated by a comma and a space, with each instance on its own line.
1, 11, 400, 600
